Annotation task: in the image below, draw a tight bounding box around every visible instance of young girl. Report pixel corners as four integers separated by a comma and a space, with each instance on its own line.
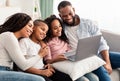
44, 15, 99, 81
19, 19, 73, 81
0, 13, 45, 81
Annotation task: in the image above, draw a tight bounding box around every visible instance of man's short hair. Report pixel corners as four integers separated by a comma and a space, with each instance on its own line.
58, 1, 72, 12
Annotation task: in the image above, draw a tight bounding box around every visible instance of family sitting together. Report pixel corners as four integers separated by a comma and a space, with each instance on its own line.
0, 1, 120, 81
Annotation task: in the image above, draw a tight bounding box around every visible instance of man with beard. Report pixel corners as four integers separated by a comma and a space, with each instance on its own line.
57, 1, 120, 81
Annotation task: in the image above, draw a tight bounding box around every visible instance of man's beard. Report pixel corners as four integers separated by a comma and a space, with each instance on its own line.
63, 16, 76, 26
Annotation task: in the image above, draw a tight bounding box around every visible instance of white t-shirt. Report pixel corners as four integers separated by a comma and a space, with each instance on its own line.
65, 25, 79, 50
0, 32, 41, 70
19, 38, 44, 69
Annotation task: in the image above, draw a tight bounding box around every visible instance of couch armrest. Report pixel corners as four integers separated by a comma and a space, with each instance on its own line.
101, 30, 120, 52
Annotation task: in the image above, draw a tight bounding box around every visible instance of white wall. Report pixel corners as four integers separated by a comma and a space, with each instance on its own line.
0, 7, 21, 24
12, 0, 34, 16
53, 0, 120, 33
0, 0, 35, 24
0, 0, 41, 24
0, 0, 34, 17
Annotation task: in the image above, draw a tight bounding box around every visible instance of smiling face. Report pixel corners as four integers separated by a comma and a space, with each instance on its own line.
51, 19, 62, 37
19, 20, 34, 38
33, 22, 48, 42
59, 6, 75, 25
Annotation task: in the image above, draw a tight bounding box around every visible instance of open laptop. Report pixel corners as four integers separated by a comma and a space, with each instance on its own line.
65, 35, 101, 61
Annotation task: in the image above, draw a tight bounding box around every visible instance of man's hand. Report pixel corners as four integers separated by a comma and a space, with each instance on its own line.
104, 63, 112, 74
100, 50, 113, 74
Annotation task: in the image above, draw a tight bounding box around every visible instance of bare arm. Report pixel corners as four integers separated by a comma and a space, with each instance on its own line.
25, 65, 55, 77
46, 55, 67, 64
100, 50, 112, 74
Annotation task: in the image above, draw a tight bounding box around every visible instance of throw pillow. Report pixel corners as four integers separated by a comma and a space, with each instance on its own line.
52, 55, 105, 80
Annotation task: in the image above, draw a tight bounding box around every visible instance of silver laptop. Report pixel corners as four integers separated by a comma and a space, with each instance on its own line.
65, 35, 101, 61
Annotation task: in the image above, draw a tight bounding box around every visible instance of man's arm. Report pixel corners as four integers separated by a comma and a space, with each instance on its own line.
100, 50, 112, 74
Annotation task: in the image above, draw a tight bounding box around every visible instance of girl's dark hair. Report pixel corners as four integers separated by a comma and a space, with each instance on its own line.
33, 19, 47, 27
0, 13, 32, 34
30, 19, 47, 38
44, 15, 69, 44
58, 1, 72, 12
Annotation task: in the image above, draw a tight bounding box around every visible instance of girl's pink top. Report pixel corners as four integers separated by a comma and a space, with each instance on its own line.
45, 37, 71, 60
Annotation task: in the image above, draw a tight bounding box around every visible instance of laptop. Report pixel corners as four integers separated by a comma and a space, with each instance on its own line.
65, 35, 101, 61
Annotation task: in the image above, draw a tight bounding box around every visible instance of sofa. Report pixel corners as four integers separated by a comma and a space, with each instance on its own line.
101, 30, 120, 81
13, 29, 120, 81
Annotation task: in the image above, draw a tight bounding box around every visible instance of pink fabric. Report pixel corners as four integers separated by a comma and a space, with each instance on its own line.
46, 37, 71, 60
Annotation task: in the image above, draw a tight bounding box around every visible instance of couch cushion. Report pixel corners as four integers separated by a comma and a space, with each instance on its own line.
101, 30, 120, 52
110, 69, 120, 81
101, 30, 120, 81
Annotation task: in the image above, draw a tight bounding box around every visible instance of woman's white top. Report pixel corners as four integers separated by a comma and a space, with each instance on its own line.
0, 32, 42, 71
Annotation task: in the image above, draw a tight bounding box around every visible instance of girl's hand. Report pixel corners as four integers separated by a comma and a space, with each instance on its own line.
40, 69, 55, 77
44, 64, 53, 69
50, 55, 67, 63
38, 46, 48, 57
55, 54, 67, 60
